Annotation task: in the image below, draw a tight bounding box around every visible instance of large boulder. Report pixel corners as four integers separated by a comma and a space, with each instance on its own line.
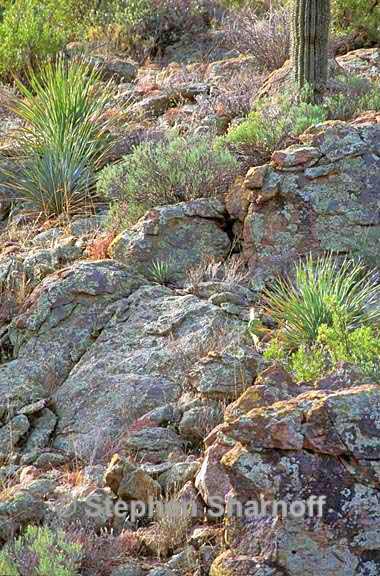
109, 199, 231, 284
228, 115, 380, 281
0, 256, 251, 461
0, 260, 143, 420
204, 371, 380, 575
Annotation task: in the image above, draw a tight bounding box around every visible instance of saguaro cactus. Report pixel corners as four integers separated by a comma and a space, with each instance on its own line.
291, 0, 331, 99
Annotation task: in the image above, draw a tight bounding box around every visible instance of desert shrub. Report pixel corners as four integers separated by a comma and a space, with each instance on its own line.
265, 321, 380, 383
88, 0, 210, 60
223, 92, 327, 152
262, 255, 380, 382
195, 70, 264, 124
0, 0, 87, 77
263, 254, 380, 350
223, 75, 380, 153
326, 75, 380, 120
4, 57, 113, 218
223, 6, 290, 71
332, 0, 380, 44
0, 525, 82, 576
99, 131, 238, 229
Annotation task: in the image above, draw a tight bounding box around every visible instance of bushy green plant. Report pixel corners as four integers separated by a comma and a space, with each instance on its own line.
4, 57, 113, 218
0, 0, 86, 77
262, 255, 380, 382
88, 0, 209, 60
265, 319, 380, 383
223, 74, 380, 153
0, 525, 82, 575
223, 91, 328, 152
288, 344, 326, 382
326, 77, 380, 120
99, 131, 238, 229
263, 254, 380, 350
332, 0, 380, 43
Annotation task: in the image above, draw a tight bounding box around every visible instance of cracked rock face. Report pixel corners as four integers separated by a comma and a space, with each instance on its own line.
227, 115, 380, 281
206, 370, 380, 576
109, 198, 231, 283
0, 257, 249, 461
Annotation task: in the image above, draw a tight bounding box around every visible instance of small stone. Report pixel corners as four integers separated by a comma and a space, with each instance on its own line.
0, 415, 29, 453
158, 461, 200, 495
166, 546, 198, 572
244, 165, 268, 189
272, 146, 321, 168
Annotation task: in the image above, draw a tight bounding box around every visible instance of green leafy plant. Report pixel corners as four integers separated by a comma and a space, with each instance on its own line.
332, 0, 380, 44
4, 57, 113, 218
0, 0, 87, 77
263, 254, 380, 350
223, 91, 328, 152
222, 74, 380, 154
0, 525, 82, 575
267, 323, 380, 383
87, 0, 209, 61
288, 344, 326, 382
99, 131, 238, 229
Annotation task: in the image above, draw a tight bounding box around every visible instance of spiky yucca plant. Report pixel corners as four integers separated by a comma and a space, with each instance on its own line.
263, 254, 380, 349
147, 259, 174, 285
5, 57, 114, 217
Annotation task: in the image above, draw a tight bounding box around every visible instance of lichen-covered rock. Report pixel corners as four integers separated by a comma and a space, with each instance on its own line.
189, 346, 258, 400
229, 116, 380, 280
0, 254, 250, 461
24, 407, 57, 452
0, 488, 47, 541
195, 442, 232, 506
179, 403, 224, 443
225, 365, 305, 420
105, 454, 161, 502
158, 461, 200, 495
205, 374, 380, 575
0, 261, 143, 415
124, 427, 185, 458
109, 199, 230, 284
0, 415, 29, 453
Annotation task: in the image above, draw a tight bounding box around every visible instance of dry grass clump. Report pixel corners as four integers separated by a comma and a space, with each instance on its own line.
223, 6, 290, 71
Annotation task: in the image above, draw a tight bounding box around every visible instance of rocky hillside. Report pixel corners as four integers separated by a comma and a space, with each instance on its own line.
0, 4, 380, 574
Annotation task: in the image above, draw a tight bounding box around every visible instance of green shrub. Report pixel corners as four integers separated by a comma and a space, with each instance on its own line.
263, 254, 380, 350
0, 525, 82, 576
223, 91, 328, 152
288, 344, 326, 382
223, 76, 380, 153
265, 321, 380, 383
4, 57, 113, 218
326, 76, 380, 120
332, 0, 380, 43
88, 0, 209, 60
0, 0, 85, 77
261, 255, 380, 382
99, 131, 238, 229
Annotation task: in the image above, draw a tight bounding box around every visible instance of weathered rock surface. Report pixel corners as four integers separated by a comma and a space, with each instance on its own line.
204, 371, 380, 575
105, 454, 161, 502
228, 115, 380, 280
109, 199, 231, 283
0, 256, 250, 460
